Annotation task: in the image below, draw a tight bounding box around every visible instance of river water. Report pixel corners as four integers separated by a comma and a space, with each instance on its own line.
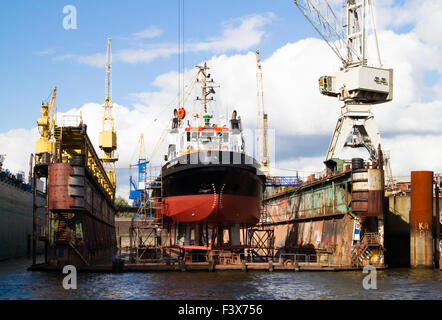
0, 257, 440, 300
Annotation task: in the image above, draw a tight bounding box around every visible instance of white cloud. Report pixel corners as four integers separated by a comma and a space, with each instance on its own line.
36, 48, 55, 56
57, 53, 106, 68
206, 39, 342, 137
192, 13, 274, 53
376, 0, 442, 46
132, 26, 164, 40
271, 156, 326, 178
0, 128, 39, 176
59, 13, 275, 67
115, 46, 177, 64
383, 135, 442, 176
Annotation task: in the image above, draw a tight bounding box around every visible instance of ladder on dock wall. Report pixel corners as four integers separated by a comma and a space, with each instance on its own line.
53, 212, 91, 266
351, 232, 383, 267
351, 244, 369, 267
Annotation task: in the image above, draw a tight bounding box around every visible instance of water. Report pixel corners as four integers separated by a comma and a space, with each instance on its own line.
0, 257, 440, 300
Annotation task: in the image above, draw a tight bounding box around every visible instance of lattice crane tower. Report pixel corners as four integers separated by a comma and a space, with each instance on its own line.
99, 38, 118, 189
256, 49, 270, 175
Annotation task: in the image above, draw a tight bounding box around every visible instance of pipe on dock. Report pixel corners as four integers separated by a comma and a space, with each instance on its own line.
32, 159, 37, 266
435, 180, 441, 269
194, 224, 201, 246
184, 224, 191, 246
410, 171, 433, 268
229, 224, 240, 246
217, 225, 224, 246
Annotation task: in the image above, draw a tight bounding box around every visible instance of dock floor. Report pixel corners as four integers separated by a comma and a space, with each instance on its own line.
28, 261, 373, 273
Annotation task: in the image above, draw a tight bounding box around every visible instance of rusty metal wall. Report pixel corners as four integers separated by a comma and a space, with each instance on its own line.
352, 169, 383, 216
368, 169, 384, 216
264, 173, 358, 266
271, 216, 355, 266
410, 171, 434, 268
263, 168, 388, 267
48, 163, 74, 210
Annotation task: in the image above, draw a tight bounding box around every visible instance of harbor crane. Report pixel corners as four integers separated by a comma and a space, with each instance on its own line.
129, 134, 149, 207
294, 0, 393, 178
256, 50, 270, 175
255, 51, 301, 186
99, 38, 118, 189
35, 87, 57, 165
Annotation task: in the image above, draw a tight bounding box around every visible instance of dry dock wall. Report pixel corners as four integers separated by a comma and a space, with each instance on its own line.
385, 195, 441, 268
262, 173, 373, 267
270, 215, 356, 266
115, 217, 132, 249
0, 180, 45, 260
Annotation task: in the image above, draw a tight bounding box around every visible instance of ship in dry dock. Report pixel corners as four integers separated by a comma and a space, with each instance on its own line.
153, 62, 266, 249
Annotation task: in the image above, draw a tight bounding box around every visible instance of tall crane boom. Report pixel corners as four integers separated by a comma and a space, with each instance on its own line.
99, 38, 118, 189
295, 0, 349, 66
294, 0, 382, 68
255, 50, 270, 175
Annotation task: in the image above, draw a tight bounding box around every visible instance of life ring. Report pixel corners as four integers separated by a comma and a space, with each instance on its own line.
178, 108, 186, 120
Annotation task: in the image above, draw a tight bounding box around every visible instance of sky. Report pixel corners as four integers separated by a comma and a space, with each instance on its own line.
1, 0, 442, 201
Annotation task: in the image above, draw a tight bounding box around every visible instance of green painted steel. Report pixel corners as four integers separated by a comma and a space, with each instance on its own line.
263, 172, 359, 267
264, 173, 351, 222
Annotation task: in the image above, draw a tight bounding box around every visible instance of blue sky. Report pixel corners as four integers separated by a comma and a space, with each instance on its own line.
2, 0, 442, 199
0, 0, 318, 131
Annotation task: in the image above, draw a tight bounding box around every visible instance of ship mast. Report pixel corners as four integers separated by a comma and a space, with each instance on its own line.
196, 62, 218, 126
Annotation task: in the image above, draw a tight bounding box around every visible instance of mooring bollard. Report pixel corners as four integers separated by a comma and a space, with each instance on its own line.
209, 260, 215, 272
180, 260, 186, 272
112, 258, 124, 273
241, 260, 247, 272
269, 260, 274, 272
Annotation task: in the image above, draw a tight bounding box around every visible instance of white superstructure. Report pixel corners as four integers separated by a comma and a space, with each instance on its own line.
165, 63, 245, 163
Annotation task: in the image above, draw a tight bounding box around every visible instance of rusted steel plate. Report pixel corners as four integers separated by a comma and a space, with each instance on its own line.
368, 169, 382, 191
410, 171, 433, 268
410, 171, 433, 227
48, 163, 74, 210
366, 190, 383, 216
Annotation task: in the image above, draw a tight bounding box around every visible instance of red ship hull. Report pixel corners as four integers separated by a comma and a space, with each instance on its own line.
156, 151, 265, 227
163, 194, 261, 225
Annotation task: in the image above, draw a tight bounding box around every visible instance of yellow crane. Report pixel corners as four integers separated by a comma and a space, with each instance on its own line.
99, 38, 118, 188
256, 50, 270, 175
35, 87, 57, 165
